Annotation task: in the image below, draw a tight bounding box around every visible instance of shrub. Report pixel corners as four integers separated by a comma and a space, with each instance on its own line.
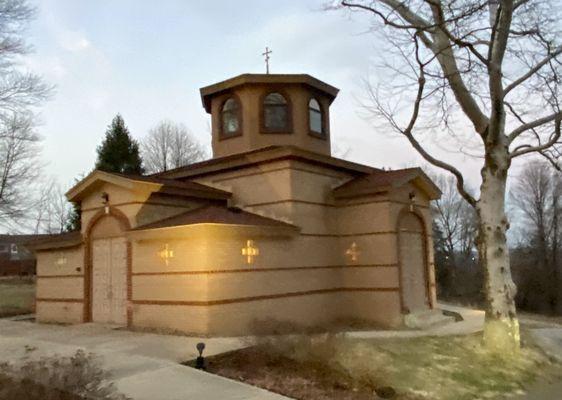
0, 350, 129, 400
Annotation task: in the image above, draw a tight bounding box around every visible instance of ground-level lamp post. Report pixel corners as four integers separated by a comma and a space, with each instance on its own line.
195, 342, 206, 370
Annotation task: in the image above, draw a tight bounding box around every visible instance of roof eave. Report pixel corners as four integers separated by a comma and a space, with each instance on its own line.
66, 170, 232, 203
127, 222, 299, 240
200, 73, 340, 113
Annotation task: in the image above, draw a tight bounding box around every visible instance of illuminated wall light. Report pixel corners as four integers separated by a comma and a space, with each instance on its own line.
55, 253, 67, 266
241, 240, 259, 265
345, 242, 360, 263
158, 243, 174, 266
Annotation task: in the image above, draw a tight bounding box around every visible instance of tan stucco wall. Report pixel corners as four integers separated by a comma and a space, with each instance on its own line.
36, 156, 437, 335
36, 301, 83, 324
210, 84, 332, 158
131, 304, 208, 335
37, 277, 83, 299
35, 246, 85, 324
126, 218, 404, 335
36, 247, 84, 276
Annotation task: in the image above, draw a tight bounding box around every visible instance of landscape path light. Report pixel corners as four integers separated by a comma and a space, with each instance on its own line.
195, 342, 206, 370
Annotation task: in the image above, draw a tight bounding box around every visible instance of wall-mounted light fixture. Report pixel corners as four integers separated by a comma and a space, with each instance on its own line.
345, 242, 360, 263
409, 192, 416, 212
55, 253, 67, 266
158, 243, 174, 266
101, 192, 110, 214
241, 240, 259, 264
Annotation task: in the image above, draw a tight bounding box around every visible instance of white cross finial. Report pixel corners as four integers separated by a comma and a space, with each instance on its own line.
262, 47, 272, 74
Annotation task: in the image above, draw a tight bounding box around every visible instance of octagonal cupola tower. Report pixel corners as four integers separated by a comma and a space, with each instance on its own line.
200, 74, 339, 158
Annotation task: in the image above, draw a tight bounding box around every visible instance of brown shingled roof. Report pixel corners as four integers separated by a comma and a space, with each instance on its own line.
133, 205, 298, 231
333, 168, 441, 200
200, 74, 339, 113
67, 170, 231, 202
24, 231, 83, 251
111, 173, 231, 199
0, 234, 52, 245
154, 145, 379, 180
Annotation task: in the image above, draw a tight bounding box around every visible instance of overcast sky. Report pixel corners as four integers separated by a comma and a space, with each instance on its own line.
26, 0, 490, 189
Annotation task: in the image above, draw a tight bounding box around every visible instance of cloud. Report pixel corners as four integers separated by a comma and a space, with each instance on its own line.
24, 55, 67, 80
57, 30, 91, 52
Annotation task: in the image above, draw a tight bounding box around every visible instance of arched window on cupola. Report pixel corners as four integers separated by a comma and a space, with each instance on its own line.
221, 97, 241, 137
262, 92, 291, 133
308, 98, 324, 136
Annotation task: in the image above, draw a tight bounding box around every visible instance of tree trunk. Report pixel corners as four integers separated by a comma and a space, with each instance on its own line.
476, 145, 520, 352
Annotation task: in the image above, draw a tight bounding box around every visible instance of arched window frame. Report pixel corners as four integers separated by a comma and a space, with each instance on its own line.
260, 90, 293, 134
219, 95, 242, 140
307, 97, 328, 139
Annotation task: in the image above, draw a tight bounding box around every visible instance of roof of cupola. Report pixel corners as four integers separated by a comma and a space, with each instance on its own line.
199, 73, 339, 112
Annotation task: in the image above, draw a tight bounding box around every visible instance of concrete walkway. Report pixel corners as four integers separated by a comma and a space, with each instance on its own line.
0, 319, 289, 400
347, 303, 485, 339
514, 328, 562, 400
0, 305, 485, 400
3, 306, 560, 400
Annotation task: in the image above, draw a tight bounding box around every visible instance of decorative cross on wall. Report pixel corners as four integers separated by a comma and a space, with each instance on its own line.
158, 243, 174, 266
345, 242, 360, 263
242, 240, 259, 265
262, 47, 272, 74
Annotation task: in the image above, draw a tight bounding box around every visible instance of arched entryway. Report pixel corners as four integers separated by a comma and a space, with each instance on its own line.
84, 209, 131, 325
397, 210, 430, 313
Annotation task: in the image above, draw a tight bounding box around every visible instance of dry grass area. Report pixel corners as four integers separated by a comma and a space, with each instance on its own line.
0, 373, 83, 400
0, 277, 35, 318
0, 350, 129, 400
201, 331, 562, 400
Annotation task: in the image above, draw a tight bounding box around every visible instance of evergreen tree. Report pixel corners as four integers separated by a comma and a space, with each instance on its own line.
96, 115, 144, 174
65, 202, 81, 232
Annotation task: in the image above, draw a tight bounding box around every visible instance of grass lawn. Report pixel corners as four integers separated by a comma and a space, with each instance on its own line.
0, 277, 35, 317
199, 331, 562, 400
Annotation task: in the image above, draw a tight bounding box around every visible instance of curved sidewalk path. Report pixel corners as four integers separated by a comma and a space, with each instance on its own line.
0, 304, 484, 400
3, 305, 561, 400
0, 319, 288, 400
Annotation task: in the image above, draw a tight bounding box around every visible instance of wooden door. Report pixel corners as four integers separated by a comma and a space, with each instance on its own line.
398, 213, 429, 313
92, 237, 127, 324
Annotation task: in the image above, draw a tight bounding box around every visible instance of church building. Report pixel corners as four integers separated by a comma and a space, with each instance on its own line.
32, 73, 441, 335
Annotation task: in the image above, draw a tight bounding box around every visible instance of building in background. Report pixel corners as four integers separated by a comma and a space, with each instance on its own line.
0, 235, 39, 276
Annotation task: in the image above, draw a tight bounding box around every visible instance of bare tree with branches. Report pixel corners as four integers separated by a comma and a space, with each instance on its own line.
141, 120, 206, 174
431, 173, 477, 258
0, 113, 41, 226
334, 0, 562, 350
430, 171, 482, 302
0, 0, 51, 229
0, 0, 51, 120
510, 161, 562, 313
31, 180, 74, 234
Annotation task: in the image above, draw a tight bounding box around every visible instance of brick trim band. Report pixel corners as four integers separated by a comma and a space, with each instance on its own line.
132, 264, 398, 276
36, 298, 83, 303
132, 287, 399, 306
300, 231, 397, 237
